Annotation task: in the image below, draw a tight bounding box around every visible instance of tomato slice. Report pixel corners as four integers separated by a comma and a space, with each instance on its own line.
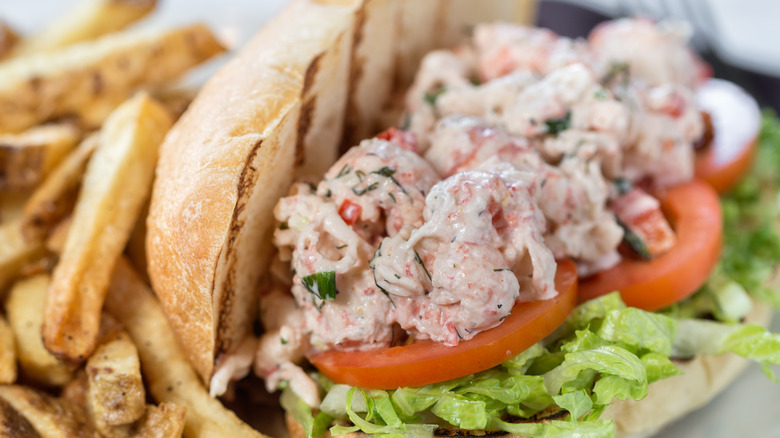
694, 79, 761, 193
308, 260, 578, 389
579, 180, 722, 311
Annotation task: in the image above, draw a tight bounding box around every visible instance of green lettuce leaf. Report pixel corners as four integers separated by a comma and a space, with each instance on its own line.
674, 319, 780, 380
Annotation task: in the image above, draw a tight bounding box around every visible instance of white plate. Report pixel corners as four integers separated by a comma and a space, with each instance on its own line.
3, 2, 778, 437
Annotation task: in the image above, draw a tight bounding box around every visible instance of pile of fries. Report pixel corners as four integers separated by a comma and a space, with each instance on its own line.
0, 1, 271, 436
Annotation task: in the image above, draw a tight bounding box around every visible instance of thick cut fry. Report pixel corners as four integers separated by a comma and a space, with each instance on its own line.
130, 403, 187, 438
0, 22, 19, 61
22, 134, 98, 242
102, 402, 187, 438
0, 219, 45, 292
6, 274, 74, 386
0, 396, 40, 438
10, 0, 157, 58
0, 190, 30, 224
86, 331, 146, 429
0, 316, 16, 384
0, 385, 99, 438
45, 216, 72, 255
43, 94, 172, 363
105, 259, 268, 438
0, 124, 81, 191
0, 24, 224, 134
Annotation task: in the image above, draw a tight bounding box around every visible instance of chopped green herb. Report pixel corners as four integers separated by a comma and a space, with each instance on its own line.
414, 249, 432, 281
278, 222, 289, 230
388, 192, 397, 204
544, 111, 571, 136
355, 169, 366, 182
470, 77, 481, 86
601, 61, 629, 84
368, 243, 395, 307
594, 88, 609, 100
281, 337, 288, 345
424, 86, 447, 107
372, 166, 397, 178
401, 113, 412, 130
336, 244, 347, 250
613, 178, 633, 195
301, 271, 338, 301
493, 268, 512, 272
352, 182, 379, 196
617, 219, 652, 260
336, 163, 353, 178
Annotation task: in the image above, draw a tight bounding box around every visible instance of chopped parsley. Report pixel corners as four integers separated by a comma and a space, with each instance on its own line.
301, 271, 338, 301
613, 177, 633, 196
617, 219, 652, 261
601, 61, 629, 85
424, 86, 447, 107
544, 111, 571, 136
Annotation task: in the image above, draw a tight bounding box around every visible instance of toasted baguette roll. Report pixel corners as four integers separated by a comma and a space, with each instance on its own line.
147, 0, 529, 389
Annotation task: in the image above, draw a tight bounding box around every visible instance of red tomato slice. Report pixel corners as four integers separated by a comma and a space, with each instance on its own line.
695, 79, 761, 193
308, 260, 578, 389
579, 180, 722, 311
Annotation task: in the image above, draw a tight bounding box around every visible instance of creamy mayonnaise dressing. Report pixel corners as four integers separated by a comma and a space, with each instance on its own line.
248, 18, 709, 403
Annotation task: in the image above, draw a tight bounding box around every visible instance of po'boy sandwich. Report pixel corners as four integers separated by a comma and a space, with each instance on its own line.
146, 1, 780, 437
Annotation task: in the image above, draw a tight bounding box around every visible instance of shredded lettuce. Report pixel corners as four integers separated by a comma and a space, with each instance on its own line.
717, 111, 780, 307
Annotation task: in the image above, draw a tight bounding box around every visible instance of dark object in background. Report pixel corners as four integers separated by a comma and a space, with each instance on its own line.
536, 0, 780, 113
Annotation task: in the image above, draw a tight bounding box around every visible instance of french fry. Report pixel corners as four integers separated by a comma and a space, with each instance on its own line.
0, 190, 30, 224
6, 274, 75, 386
86, 331, 146, 430
130, 403, 187, 438
45, 216, 72, 255
0, 24, 225, 134
0, 124, 81, 191
10, 0, 157, 58
0, 219, 45, 292
43, 93, 172, 363
0, 385, 99, 438
105, 259, 268, 438
0, 22, 19, 61
0, 316, 16, 384
22, 134, 98, 242
102, 402, 187, 438
0, 396, 39, 437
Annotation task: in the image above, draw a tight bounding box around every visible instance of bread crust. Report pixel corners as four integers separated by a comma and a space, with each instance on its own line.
147, 0, 361, 383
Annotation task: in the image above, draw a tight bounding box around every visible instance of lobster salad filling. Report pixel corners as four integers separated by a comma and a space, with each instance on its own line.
245, 17, 780, 438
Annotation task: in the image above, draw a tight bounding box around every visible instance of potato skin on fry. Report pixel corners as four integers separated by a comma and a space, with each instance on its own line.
22, 134, 98, 242
6, 274, 75, 386
0, 396, 40, 438
0, 124, 81, 192
43, 93, 172, 363
0, 24, 224, 134
106, 259, 268, 438
0, 385, 100, 438
86, 331, 146, 429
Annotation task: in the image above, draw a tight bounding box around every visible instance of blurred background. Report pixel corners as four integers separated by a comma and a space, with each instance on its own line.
2, 1, 778, 437
538, 0, 780, 114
